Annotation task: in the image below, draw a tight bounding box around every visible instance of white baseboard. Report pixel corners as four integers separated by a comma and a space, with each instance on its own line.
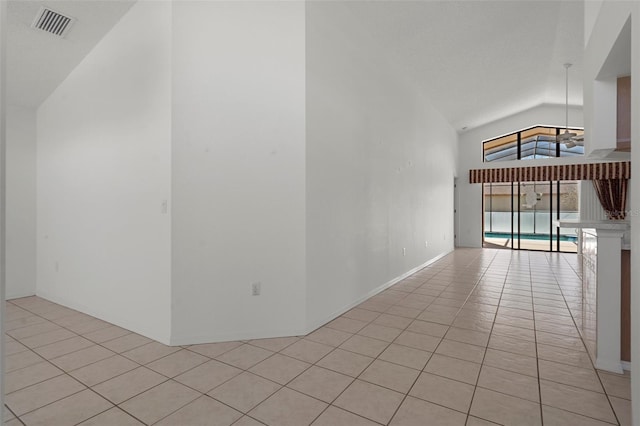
6, 291, 37, 300
304, 249, 454, 334
172, 250, 454, 346
595, 358, 624, 374
621, 361, 631, 371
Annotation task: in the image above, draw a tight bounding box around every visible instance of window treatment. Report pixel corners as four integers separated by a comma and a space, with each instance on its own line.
469, 161, 630, 184
593, 179, 628, 220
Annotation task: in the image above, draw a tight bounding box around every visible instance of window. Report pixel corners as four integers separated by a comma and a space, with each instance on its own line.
483, 126, 584, 162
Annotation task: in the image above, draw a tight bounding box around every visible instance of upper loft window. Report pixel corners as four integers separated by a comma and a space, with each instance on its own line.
483, 126, 584, 163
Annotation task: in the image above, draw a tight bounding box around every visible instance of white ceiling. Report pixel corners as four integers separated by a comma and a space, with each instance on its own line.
7, 0, 135, 107
7, 0, 583, 132
338, 0, 584, 131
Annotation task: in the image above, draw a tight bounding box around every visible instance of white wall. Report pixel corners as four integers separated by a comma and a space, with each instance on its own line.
456, 104, 583, 248
584, 2, 640, 424
170, 1, 307, 344
36, 1, 172, 343
6, 106, 36, 299
305, 2, 457, 328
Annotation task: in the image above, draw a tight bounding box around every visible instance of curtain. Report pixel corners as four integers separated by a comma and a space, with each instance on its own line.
593, 179, 628, 220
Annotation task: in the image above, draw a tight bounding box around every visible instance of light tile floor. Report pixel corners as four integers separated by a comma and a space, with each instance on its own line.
3, 248, 632, 425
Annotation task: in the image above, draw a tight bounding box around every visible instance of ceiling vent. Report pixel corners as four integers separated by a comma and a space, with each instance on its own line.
32, 7, 75, 37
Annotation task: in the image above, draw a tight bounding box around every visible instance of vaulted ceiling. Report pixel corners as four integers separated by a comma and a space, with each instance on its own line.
7, 0, 135, 107
7, 0, 583, 132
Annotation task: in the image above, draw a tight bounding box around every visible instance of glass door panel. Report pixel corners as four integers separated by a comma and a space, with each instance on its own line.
483, 180, 579, 253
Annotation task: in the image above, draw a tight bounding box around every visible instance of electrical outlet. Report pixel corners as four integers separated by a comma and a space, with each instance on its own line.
251, 282, 261, 296
403, 247, 406, 256
425, 241, 428, 247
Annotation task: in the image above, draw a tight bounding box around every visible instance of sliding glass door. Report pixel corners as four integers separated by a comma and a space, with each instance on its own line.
483, 180, 578, 252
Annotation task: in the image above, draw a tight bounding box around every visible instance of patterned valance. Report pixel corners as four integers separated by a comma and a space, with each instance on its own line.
469, 161, 631, 184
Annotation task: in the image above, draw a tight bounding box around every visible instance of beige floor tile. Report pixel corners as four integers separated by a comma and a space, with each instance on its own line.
487, 334, 537, 357
82, 326, 131, 344
6, 350, 45, 373
409, 372, 474, 412
535, 321, 580, 337
306, 327, 353, 347
20, 328, 77, 349
65, 318, 112, 335
333, 379, 404, 424
120, 380, 201, 424
156, 396, 243, 426
249, 387, 327, 426
539, 380, 617, 423
385, 305, 423, 319
390, 396, 467, 426
187, 341, 244, 358
249, 353, 310, 385
78, 407, 144, 425
406, 319, 449, 337
69, 354, 139, 387
536, 343, 592, 368
233, 416, 265, 426
339, 334, 389, 358
378, 343, 432, 370
101, 333, 152, 353
466, 415, 501, 425
497, 306, 534, 319
316, 348, 374, 377
33, 336, 95, 360
5, 315, 47, 331
445, 327, 489, 346
247, 336, 299, 352
281, 339, 334, 363
492, 323, 536, 342
478, 365, 540, 402
424, 354, 481, 385
436, 339, 486, 363
482, 348, 538, 377
311, 406, 379, 426
5, 339, 29, 356
536, 331, 586, 351
174, 359, 243, 393
215, 344, 274, 370
416, 310, 456, 325
288, 365, 353, 403
470, 387, 541, 426
93, 367, 167, 404
6, 374, 86, 416
542, 405, 616, 426
394, 330, 441, 352
494, 314, 535, 330
342, 308, 381, 322
373, 313, 413, 329
599, 371, 631, 400
6, 321, 61, 340
610, 396, 631, 426
208, 371, 281, 412
121, 341, 181, 364
326, 317, 369, 333
538, 359, 603, 393
51, 345, 116, 371
147, 348, 208, 377
357, 323, 403, 342
359, 359, 419, 393
20, 389, 113, 426
5, 361, 64, 393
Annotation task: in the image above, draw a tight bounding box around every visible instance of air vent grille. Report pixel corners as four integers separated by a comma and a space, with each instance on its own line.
32, 8, 74, 37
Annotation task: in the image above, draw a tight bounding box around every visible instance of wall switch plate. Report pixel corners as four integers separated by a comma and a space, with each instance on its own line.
251, 282, 261, 296
403, 248, 406, 256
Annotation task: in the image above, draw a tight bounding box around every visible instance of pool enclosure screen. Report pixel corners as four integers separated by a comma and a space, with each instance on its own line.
483, 180, 579, 252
